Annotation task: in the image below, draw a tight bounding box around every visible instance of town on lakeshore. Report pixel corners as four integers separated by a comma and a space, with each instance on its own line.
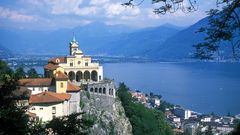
130, 90, 240, 135
6, 36, 238, 135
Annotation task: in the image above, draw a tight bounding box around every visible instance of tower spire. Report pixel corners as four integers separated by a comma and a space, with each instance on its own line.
72, 32, 76, 42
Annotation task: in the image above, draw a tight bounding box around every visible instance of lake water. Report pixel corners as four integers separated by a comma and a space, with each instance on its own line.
35, 62, 240, 115
103, 62, 240, 115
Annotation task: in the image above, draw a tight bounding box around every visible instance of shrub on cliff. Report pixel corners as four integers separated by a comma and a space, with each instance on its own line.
117, 82, 173, 135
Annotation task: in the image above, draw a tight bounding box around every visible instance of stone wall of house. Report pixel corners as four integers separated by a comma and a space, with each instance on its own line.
80, 91, 132, 135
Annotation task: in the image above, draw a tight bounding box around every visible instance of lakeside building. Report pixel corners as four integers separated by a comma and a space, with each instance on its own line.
173, 106, 192, 120
18, 36, 116, 121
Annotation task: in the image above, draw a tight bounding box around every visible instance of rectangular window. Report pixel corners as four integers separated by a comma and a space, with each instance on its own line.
60, 83, 63, 88
70, 62, 73, 67
40, 108, 43, 110
52, 107, 56, 114
85, 62, 88, 66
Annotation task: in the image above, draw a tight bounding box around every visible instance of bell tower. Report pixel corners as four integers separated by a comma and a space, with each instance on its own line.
69, 34, 83, 56
69, 34, 79, 56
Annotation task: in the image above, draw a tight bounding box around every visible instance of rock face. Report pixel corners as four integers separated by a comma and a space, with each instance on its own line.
80, 91, 132, 135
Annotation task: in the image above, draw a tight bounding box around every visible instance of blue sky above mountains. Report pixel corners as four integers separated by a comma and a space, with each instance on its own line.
0, 0, 216, 30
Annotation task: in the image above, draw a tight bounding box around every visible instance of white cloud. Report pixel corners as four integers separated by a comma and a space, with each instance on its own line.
75, 6, 98, 16
42, 0, 98, 16
49, 0, 83, 15
89, 0, 109, 5
0, 7, 37, 22
104, 3, 140, 18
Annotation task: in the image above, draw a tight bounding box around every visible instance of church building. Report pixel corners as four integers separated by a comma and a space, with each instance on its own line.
44, 36, 103, 85
18, 35, 116, 122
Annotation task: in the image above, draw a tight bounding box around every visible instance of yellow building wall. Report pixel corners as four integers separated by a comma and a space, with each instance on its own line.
56, 81, 67, 93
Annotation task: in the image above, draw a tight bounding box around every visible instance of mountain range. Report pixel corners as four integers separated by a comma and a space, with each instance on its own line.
0, 18, 209, 60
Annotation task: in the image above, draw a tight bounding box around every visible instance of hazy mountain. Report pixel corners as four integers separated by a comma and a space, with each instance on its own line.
0, 22, 182, 57
147, 18, 209, 59
96, 25, 182, 56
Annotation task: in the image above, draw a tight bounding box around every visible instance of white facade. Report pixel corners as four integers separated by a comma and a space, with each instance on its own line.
30, 101, 69, 122
25, 86, 49, 95
154, 98, 160, 107
174, 107, 192, 119
54, 36, 104, 85
201, 117, 211, 122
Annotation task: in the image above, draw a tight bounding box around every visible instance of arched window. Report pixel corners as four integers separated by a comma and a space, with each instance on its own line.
68, 71, 75, 82
95, 88, 98, 93
90, 88, 93, 92
76, 71, 83, 82
91, 71, 98, 81
103, 88, 106, 94
99, 88, 102, 93
84, 71, 90, 81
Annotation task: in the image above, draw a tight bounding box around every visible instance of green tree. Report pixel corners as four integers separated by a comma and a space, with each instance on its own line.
28, 119, 46, 135
122, 0, 197, 14
0, 60, 29, 135
118, 82, 173, 135
230, 123, 240, 135
195, 126, 202, 135
205, 125, 213, 135
194, 0, 240, 60
46, 112, 95, 135
0, 60, 14, 77
14, 67, 26, 80
27, 68, 39, 78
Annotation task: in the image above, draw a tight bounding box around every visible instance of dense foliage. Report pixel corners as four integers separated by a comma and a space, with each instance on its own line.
117, 82, 173, 135
0, 60, 29, 135
27, 68, 39, 78
46, 112, 95, 135
230, 123, 240, 135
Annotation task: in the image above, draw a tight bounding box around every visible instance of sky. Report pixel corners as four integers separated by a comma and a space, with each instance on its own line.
0, 0, 217, 30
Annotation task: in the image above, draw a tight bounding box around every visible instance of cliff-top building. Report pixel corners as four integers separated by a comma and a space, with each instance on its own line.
44, 36, 103, 85
18, 36, 116, 122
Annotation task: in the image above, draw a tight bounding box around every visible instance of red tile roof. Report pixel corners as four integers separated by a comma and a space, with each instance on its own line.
19, 78, 52, 86
54, 71, 68, 80
44, 63, 60, 70
67, 82, 80, 92
48, 57, 65, 64
29, 91, 71, 104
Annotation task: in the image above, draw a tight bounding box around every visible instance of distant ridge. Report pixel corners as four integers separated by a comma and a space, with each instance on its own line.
0, 22, 182, 57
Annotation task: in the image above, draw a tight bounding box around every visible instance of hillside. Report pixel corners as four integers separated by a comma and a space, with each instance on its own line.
147, 17, 208, 59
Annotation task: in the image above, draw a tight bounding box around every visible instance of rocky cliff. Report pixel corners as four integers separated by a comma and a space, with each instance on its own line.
80, 91, 132, 135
